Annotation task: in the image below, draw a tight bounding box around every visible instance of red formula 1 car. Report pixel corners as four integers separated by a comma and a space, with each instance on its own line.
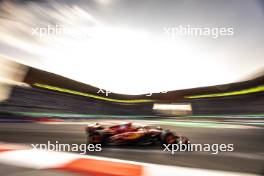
85, 122, 189, 146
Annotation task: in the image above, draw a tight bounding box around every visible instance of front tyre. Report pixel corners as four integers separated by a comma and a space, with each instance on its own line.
87, 131, 105, 144
176, 136, 190, 144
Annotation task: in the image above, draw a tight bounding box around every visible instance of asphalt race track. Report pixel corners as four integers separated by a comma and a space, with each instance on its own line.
0, 121, 263, 175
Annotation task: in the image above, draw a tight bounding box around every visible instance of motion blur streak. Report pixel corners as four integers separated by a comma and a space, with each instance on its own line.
186, 85, 264, 99
0, 122, 263, 175
0, 142, 258, 176
0, 0, 263, 176
0, 56, 27, 101
33, 83, 155, 103
1, 1, 263, 94
153, 104, 192, 111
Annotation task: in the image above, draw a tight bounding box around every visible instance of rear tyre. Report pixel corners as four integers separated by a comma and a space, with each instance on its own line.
160, 130, 177, 144
87, 131, 105, 145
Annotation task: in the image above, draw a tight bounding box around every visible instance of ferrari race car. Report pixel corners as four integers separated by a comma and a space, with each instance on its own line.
85, 122, 189, 146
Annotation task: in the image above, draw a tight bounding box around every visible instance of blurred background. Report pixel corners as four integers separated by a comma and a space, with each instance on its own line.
0, 0, 263, 176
